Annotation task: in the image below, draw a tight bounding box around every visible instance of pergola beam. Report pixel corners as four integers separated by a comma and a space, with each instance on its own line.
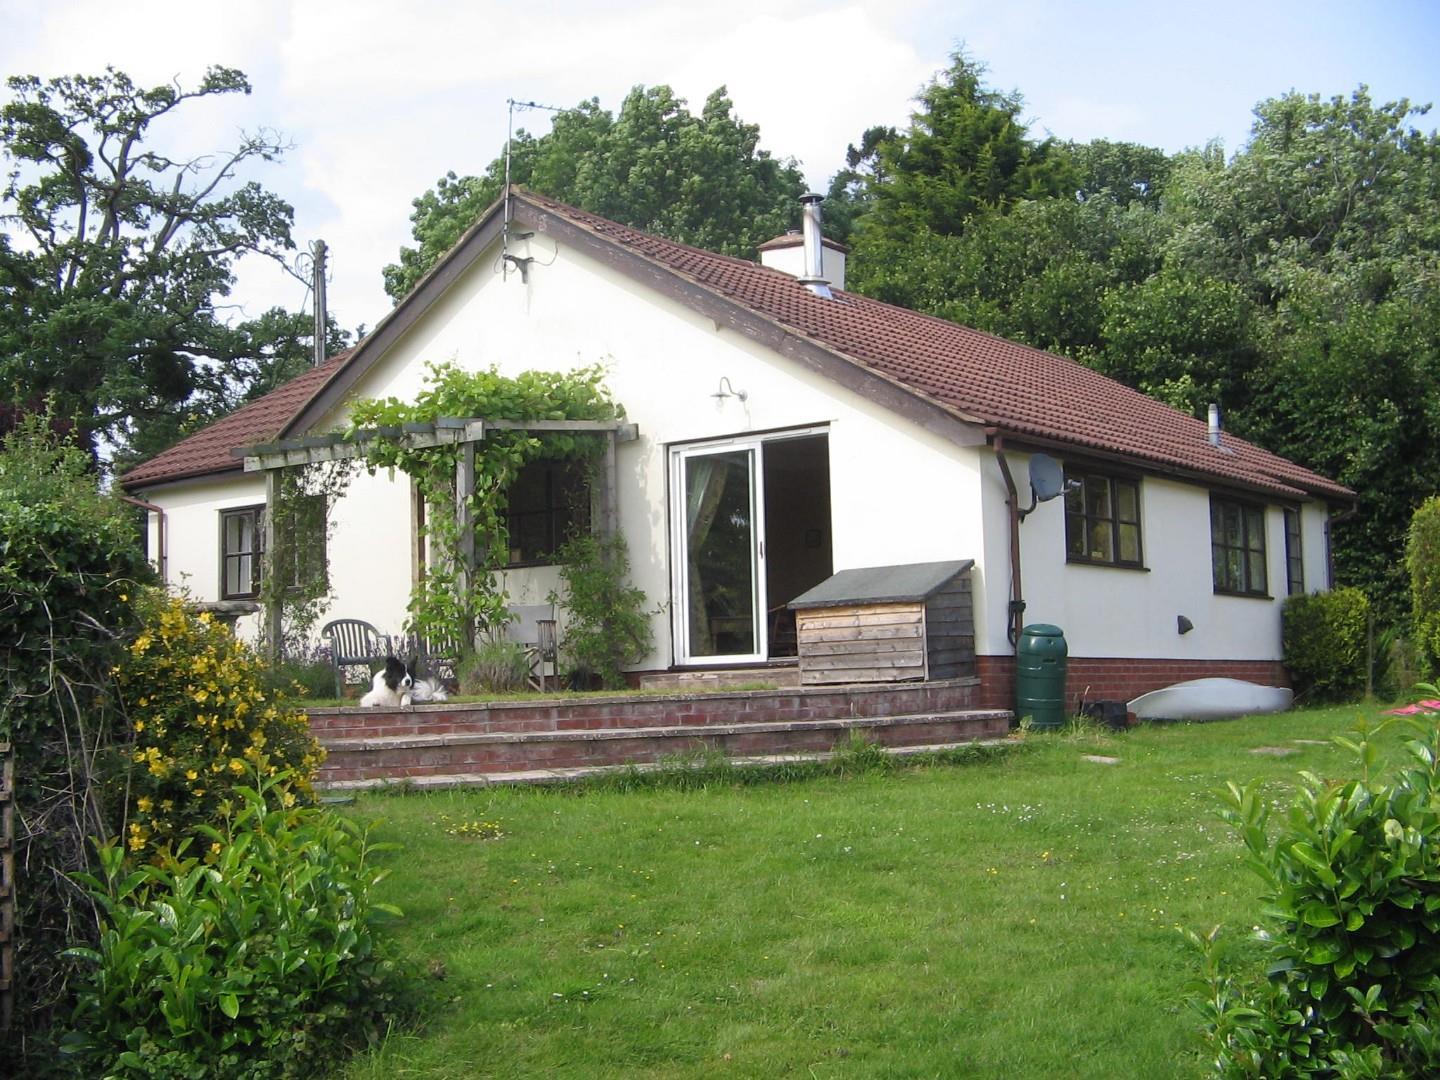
234, 419, 637, 472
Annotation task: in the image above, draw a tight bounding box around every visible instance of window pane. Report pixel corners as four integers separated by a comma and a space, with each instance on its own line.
1116, 481, 1138, 522
1118, 523, 1140, 563
1245, 508, 1265, 552
1247, 552, 1267, 594
1227, 549, 1244, 592
1224, 504, 1242, 546
1087, 521, 1113, 562
1085, 476, 1112, 519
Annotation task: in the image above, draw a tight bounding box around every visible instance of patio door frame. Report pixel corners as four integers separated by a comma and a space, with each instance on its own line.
668, 426, 827, 667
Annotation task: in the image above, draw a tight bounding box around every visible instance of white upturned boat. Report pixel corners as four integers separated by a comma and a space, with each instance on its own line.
1127, 677, 1293, 722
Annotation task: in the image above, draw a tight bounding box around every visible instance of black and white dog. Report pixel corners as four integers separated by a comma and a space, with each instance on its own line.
360, 655, 448, 707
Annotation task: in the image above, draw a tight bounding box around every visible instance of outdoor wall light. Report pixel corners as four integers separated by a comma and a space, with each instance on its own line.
1177, 615, 1195, 635
712, 376, 748, 403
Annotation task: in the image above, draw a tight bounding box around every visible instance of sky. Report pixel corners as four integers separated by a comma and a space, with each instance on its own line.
2, 0, 1438, 338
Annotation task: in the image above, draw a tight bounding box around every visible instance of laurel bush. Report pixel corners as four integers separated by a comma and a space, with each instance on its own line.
63, 774, 416, 1078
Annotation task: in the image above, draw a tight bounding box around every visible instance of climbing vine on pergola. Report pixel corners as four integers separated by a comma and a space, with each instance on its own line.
242, 361, 635, 656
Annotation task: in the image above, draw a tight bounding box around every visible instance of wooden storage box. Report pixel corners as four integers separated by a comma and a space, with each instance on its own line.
788, 560, 975, 686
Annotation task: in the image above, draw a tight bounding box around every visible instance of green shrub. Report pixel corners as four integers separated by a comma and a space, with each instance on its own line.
1407, 496, 1440, 676
63, 774, 417, 1078
550, 531, 652, 689
260, 639, 341, 702
1191, 716, 1440, 1076
458, 637, 531, 694
0, 413, 152, 1047
1283, 587, 1370, 702
114, 592, 324, 856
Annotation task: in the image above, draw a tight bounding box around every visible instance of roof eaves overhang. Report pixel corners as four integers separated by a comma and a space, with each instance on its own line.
118, 462, 253, 496
983, 425, 1349, 505
521, 198, 989, 449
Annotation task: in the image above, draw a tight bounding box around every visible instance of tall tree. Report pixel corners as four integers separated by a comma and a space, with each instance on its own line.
1159, 89, 1440, 619
859, 51, 1073, 243
842, 52, 1077, 307
0, 66, 311, 460
384, 86, 807, 302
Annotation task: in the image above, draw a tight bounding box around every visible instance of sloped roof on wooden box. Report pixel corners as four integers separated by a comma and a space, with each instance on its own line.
790, 560, 975, 610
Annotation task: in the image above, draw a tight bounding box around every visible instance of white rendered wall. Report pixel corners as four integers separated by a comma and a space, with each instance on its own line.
308, 229, 986, 669
976, 449, 1335, 661
145, 473, 268, 644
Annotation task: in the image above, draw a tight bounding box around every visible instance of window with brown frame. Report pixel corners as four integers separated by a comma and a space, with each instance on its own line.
220, 505, 264, 599
219, 497, 326, 600
1063, 468, 1143, 567
1211, 495, 1268, 596
503, 459, 590, 566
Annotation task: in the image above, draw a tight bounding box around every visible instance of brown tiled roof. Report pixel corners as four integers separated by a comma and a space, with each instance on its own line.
122, 189, 1351, 502
119, 352, 352, 489
520, 190, 1351, 501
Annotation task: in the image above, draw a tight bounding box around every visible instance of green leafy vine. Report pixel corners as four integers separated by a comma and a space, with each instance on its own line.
260, 459, 355, 656
347, 361, 622, 651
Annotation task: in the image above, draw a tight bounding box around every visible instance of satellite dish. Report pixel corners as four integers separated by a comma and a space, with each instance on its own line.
1028, 454, 1065, 503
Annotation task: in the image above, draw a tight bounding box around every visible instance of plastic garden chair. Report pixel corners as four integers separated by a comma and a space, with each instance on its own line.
320, 619, 391, 697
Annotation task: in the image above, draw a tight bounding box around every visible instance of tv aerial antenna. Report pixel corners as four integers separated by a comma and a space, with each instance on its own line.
503, 97, 563, 280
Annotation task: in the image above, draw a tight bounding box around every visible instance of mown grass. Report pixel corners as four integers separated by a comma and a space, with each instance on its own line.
341, 705, 1409, 1078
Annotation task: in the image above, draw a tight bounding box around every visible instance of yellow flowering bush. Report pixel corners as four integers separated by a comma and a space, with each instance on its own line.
115, 591, 324, 854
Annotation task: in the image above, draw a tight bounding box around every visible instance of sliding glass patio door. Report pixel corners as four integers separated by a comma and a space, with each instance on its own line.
672, 441, 766, 665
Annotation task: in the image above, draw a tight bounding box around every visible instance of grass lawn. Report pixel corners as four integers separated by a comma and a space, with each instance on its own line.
341, 704, 1408, 1078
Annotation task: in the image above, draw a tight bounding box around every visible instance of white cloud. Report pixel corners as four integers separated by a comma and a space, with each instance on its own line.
4, 0, 1437, 335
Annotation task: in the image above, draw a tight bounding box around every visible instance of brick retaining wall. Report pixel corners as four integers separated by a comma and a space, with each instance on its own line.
973, 655, 1289, 712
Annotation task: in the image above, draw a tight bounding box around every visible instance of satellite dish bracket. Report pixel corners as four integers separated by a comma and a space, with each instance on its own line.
1020, 453, 1066, 521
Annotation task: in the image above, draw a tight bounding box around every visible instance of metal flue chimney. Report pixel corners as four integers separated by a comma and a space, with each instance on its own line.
797, 193, 832, 298
1207, 403, 1222, 448
310, 239, 328, 367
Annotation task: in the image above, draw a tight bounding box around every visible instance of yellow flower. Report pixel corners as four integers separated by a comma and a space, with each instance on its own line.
228, 758, 245, 774
185, 769, 198, 781
210, 842, 222, 855
133, 719, 145, 733
136, 796, 153, 813
160, 800, 174, 812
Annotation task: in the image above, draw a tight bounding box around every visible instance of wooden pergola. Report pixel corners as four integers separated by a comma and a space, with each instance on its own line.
233, 418, 639, 654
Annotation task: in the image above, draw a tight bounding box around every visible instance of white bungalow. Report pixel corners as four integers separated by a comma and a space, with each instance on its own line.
119, 189, 1353, 711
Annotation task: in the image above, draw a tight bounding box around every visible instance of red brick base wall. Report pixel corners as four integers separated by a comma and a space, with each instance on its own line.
974, 655, 1289, 712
